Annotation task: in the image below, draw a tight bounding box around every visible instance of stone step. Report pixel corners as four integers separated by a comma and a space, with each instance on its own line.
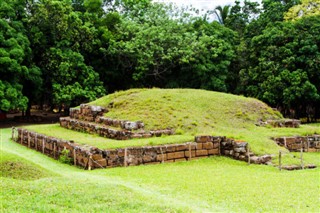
70, 104, 145, 130
59, 117, 174, 140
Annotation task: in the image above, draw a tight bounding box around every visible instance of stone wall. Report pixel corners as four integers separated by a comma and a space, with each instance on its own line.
70, 104, 144, 131
12, 128, 270, 170
70, 104, 107, 122
63, 104, 173, 140
256, 119, 301, 128
60, 117, 174, 140
274, 135, 320, 152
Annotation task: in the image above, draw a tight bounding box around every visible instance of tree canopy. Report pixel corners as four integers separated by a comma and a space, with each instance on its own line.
0, 0, 319, 120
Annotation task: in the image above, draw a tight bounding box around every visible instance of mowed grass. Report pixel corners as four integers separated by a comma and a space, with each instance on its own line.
89, 88, 319, 155
1, 128, 319, 212
0, 149, 56, 180
24, 124, 194, 150
90, 88, 283, 134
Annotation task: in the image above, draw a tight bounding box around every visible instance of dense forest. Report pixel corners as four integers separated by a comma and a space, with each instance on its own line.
0, 0, 319, 120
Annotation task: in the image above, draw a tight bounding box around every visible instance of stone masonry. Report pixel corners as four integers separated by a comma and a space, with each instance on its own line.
12, 128, 271, 170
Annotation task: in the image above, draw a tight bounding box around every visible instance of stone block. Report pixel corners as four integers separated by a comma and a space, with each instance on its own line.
156, 154, 167, 162
195, 135, 213, 143
92, 154, 103, 161
166, 145, 176, 152
284, 137, 296, 145
167, 152, 177, 160
239, 155, 246, 160
196, 149, 208, 157
260, 155, 272, 163
93, 159, 107, 167
203, 142, 213, 150
234, 148, 246, 153
213, 142, 220, 149
143, 154, 154, 163
117, 149, 125, 157
196, 143, 203, 150
289, 144, 302, 150
176, 144, 187, 151
184, 150, 196, 158
127, 156, 142, 166
174, 151, 185, 159
208, 149, 219, 155
250, 156, 260, 164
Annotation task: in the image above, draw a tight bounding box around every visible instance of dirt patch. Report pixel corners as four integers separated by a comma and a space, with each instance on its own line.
0, 111, 61, 128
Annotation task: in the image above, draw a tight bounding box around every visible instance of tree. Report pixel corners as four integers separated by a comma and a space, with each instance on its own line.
214, 5, 231, 25
0, 0, 41, 112
106, 3, 236, 91
284, 0, 320, 20
28, 0, 105, 109
240, 15, 320, 120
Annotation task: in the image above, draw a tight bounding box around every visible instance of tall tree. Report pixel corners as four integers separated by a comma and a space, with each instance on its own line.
0, 0, 41, 113
214, 5, 231, 25
107, 3, 236, 91
284, 0, 320, 20
28, 0, 105, 109
240, 15, 320, 119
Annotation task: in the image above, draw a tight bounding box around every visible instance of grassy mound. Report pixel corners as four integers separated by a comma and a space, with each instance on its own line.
24, 89, 319, 155
0, 150, 56, 180
90, 88, 282, 134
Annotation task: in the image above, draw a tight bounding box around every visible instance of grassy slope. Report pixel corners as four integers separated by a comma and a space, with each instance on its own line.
90, 88, 282, 133
0, 149, 56, 180
1, 128, 319, 212
89, 88, 319, 155
24, 88, 319, 158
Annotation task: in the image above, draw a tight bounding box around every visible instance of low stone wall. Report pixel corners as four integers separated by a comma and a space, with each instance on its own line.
12, 128, 271, 170
274, 135, 320, 152
70, 104, 108, 122
60, 117, 174, 140
70, 105, 145, 131
95, 116, 144, 131
257, 119, 301, 128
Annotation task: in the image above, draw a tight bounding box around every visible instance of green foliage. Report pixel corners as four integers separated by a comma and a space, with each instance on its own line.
214, 5, 231, 25
28, 0, 106, 107
108, 4, 236, 91
0, 0, 319, 120
0, 0, 35, 111
58, 149, 73, 164
285, 0, 320, 20
240, 15, 320, 118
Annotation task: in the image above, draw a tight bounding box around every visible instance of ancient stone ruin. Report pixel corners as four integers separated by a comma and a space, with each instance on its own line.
10, 103, 317, 170
60, 104, 174, 140
256, 119, 301, 128
12, 128, 273, 170
273, 135, 320, 152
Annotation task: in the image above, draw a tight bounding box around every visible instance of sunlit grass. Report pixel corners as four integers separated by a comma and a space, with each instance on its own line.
1, 128, 319, 212
24, 123, 194, 149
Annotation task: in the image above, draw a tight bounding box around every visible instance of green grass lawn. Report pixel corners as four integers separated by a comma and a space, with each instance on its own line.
1, 128, 319, 212
24, 123, 194, 150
